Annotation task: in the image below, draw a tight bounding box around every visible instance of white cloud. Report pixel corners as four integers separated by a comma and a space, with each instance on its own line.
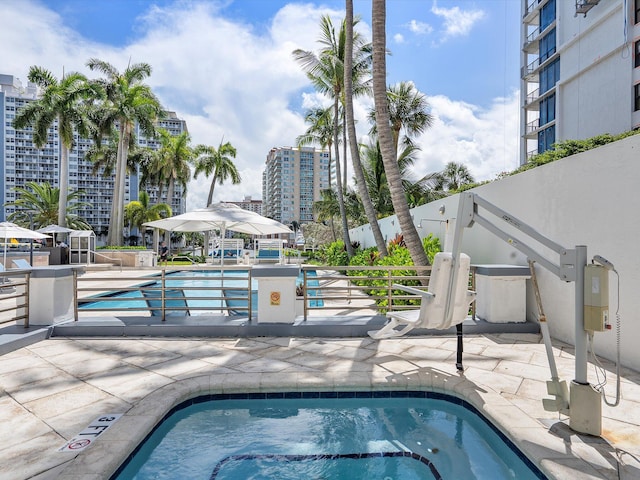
393, 33, 405, 44
431, 2, 485, 41
1, 0, 516, 212
408, 90, 520, 183
407, 19, 433, 35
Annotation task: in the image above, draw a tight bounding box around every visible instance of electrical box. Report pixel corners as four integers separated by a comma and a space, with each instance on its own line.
584, 264, 609, 332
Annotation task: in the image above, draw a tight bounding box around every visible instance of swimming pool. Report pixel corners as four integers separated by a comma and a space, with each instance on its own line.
113, 392, 546, 479
79, 269, 322, 314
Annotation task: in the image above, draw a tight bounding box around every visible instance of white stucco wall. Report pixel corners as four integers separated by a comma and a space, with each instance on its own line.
350, 134, 640, 371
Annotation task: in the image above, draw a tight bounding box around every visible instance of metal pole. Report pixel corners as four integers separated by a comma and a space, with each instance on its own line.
574, 245, 588, 384
29, 213, 34, 266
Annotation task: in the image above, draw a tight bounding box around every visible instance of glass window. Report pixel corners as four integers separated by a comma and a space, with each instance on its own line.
538, 125, 556, 153
636, 0, 640, 24
541, 0, 556, 30
539, 28, 556, 63
635, 84, 640, 111
540, 58, 560, 93
636, 40, 640, 68
540, 93, 556, 125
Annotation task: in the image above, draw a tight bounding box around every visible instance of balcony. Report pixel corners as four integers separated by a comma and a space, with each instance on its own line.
525, 88, 541, 106
575, 0, 600, 17
523, 0, 541, 23
525, 118, 540, 135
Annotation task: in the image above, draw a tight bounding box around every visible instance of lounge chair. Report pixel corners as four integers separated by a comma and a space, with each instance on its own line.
369, 252, 476, 339
12, 259, 31, 269
141, 288, 190, 317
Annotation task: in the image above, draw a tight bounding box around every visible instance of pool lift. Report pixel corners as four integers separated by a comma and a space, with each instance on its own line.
447, 192, 621, 436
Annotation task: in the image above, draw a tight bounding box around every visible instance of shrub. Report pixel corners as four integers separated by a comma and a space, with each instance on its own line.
321, 240, 350, 267
422, 234, 441, 264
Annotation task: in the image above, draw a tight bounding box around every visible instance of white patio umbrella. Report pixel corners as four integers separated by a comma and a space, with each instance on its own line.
36, 224, 76, 245
0, 222, 50, 267
143, 203, 292, 312
143, 202, 293, 236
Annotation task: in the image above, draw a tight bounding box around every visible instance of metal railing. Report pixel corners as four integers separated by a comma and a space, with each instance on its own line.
76, 268, 253, 320
74, 264, 477, 321
87, 250, 123, 271
0, 263, 479, 326
0, 271, 30, 327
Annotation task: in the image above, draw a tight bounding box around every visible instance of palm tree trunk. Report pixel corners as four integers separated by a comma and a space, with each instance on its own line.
58, 142, 69, 228
203, 172, 218, 260
115, 123, 131, 245
372, 0, 428, 267
332, 97, 353, 257
345, 0, 387, 257
342, 111, 348, 192
207, 172, 218, 206
167, 179, 175, 212
107, 125, 125, 246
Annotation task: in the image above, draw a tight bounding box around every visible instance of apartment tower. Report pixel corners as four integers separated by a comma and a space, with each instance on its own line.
521, 1, 638, 163
0, 74, 187, 243
262, 146, 330, 226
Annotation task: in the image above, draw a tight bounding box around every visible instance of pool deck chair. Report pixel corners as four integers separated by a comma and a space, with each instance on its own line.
369, 252, 476, 368
141, 288, 190, 319
12, 259, 31, 269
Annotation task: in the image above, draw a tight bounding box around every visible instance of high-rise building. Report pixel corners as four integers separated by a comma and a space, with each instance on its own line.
0, 74, 187, 243
228, 196, 263, 215
262, 146, 330, 226
520, 1, 634, 163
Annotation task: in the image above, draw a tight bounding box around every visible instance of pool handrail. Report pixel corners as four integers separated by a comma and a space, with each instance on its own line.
141, 287, 190, 319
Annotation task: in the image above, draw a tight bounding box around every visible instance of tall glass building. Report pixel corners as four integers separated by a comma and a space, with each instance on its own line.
520, 1, 636, 163
0, 74, 187, 244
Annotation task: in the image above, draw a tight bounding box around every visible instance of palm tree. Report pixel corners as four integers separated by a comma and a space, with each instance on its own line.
293, 15, 354, 257
369, 81, 433, 154
85, 128, 152, 177
372, 0, 428, 266
344, 0, 387, 257
152, 130, 192, 208
13, 66, 96, 228
5, 181, 91, 229
433, 161, 476, 192
193, 139, 240, 207
360, 139, 433, 215
313, 189, 339, 241
87, 58, 163, 246
124, 191, 171, 246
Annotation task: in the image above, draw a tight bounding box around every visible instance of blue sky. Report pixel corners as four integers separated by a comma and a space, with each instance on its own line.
1, 0, 521, 209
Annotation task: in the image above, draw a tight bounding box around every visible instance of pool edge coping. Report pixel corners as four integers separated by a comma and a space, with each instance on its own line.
54, 370, 601, 480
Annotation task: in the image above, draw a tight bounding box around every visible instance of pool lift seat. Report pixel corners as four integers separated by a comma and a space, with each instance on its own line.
368, 252, 476, 368
141, 288, 190, 318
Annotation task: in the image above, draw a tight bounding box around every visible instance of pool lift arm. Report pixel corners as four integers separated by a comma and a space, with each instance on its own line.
447, 192, 608, 436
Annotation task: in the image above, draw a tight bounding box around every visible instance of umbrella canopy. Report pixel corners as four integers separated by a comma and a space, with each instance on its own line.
36, 224, 76, 234
143, 203, 292, 236
0, 222, 50, 266
0, 222, 51, 240
144, 203, 292, 273
36, 224, 76, 245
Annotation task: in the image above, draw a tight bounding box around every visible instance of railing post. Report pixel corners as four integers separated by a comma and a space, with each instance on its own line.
23, 272, 30, 329
161, 269, 166, 322
303, 268, 307, 321
388, 269, 393, 311
248, 269, 253, 321
73, 269, 78, 322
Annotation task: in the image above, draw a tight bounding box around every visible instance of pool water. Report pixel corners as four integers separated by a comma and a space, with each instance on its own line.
113, 393, 546, 480
80, 270, 322, 314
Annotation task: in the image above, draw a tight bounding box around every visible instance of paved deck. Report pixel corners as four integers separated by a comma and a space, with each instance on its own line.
1, 333, 638, 479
